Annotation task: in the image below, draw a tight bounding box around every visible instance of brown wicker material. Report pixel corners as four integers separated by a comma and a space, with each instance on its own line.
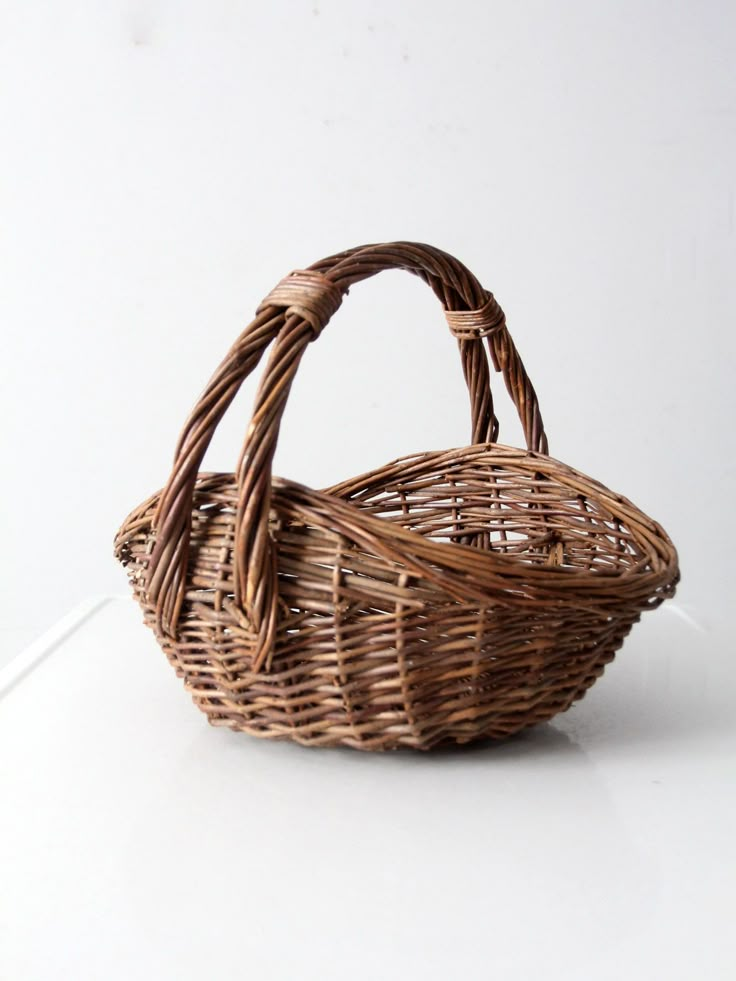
115, 242, 679, 750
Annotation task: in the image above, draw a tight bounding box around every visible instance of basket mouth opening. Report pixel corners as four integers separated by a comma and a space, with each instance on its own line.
115, 443, 677, 625
320, 442, 676, 581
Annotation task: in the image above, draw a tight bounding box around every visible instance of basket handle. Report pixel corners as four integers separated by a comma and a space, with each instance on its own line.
147, 241, 548, 669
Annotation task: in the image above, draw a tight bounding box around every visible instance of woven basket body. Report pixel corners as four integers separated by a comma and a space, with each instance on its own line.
115, 242, 679, 750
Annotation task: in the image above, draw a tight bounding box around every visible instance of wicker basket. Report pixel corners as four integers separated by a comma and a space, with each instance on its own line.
115, 242, 679, 750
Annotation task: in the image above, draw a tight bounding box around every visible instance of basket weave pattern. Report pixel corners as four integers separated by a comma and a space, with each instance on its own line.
115, 242, 679, 750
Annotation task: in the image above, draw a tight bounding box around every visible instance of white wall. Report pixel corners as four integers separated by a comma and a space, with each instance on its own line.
1, 0, 734, 664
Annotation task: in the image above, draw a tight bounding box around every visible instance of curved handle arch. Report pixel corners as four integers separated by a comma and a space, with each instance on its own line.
147, 242, 548, 670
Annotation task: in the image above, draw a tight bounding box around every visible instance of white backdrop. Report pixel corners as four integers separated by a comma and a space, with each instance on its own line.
1, 0, 734, 664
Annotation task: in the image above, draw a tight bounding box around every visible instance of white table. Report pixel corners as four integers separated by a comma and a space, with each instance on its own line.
1, 597, 733, 980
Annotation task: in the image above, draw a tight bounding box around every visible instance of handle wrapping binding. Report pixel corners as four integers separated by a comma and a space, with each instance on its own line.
257, 269, 346, 339
444, 291, 506, 340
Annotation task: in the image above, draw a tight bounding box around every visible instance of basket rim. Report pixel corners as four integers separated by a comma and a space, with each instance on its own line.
277, 440, 679, 611
118, 441, 678, 619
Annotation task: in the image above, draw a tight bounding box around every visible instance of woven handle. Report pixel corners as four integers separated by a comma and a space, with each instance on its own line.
147, 242, 547, 669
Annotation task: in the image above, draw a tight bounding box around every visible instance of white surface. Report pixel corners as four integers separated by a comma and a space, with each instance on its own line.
1, 596, 734, 980
1, 1, 735, 662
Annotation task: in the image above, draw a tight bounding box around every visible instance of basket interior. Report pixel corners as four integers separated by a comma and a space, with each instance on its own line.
326, 448, 656, 576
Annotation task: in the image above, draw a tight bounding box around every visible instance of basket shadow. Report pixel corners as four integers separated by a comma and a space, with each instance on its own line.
407, 721, 578, 760
548, 612, 731, 752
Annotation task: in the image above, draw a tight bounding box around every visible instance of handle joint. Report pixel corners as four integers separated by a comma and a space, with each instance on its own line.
257, 269, 345, 339
444, 291, 506, 341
